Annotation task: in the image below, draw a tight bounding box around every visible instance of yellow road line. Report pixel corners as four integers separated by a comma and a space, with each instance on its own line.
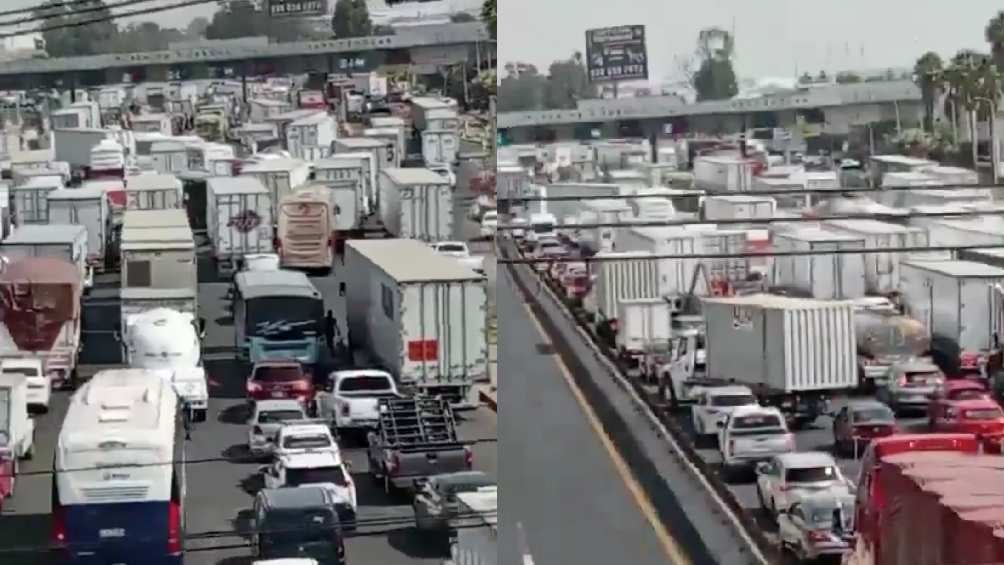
519, 300, 692, 565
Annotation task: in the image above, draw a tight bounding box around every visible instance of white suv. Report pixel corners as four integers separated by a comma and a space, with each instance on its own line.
261, 451, 358, 528
2, 359, 49, 413
274, 422, 339, 459
691, 385, 758, 438
718, 405, 796, 480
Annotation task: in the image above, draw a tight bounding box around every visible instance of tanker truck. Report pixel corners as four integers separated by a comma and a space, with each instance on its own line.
855, 305, 931, 390
121, 308, 209, 422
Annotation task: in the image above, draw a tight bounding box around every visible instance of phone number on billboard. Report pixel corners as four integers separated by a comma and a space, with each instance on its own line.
591, 65, 646, 78
270, 1, 323, 15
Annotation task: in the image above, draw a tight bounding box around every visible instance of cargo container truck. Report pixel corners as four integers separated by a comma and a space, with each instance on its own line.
378, 167, 453, 242
46, 187, 110, 272
771, 228, 867, 300
240, 157, 311, 221
124, 174, 183, 211
206, 177, 274, 278
2, 224, 92, 290
822, 219, 934, 294
343, 239, 486, 407
276, 186, 333, 271
313, 153, 372, 217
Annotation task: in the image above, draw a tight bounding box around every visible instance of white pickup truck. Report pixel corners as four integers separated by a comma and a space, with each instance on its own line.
314, 370, 402, 436
429, 241, 485, 275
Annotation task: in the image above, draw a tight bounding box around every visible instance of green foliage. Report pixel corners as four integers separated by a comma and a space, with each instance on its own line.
205, 0, 306, 42
496, 55, 595, 112
482, 0, 496, 39
331, 0, 373, 39
690, 28, 738, 102
835, 72, 863, 84
451, 12, 476, 23
914, 51, 943, 131
34, 0, 117, 57
889, 127, 957, 159
986, 11, 1004, 70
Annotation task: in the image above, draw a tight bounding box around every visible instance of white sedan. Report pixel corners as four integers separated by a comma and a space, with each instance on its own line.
691, 385, 758, 437
755, 452, 853, 520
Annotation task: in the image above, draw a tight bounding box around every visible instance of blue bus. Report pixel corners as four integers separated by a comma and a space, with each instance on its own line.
234, 269, 324, 365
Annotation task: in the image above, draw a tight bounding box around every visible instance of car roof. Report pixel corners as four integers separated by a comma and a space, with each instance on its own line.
952, 398, 1002, 410
945, 379, 986, 392
776, 451, 837, 468
279, 424, 331, 436
281, 450, 343, 468
706, 385, 754, 396
258, 485, 333, 509
255, 399, 304, 412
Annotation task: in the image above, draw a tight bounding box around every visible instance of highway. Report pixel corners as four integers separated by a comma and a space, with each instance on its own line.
496, 266, 673, 565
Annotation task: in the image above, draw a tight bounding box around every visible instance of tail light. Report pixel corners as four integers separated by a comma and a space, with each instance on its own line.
387, 453, 400, 475
291, 380, 312, 392
808, 530, 830, 543
51, 503, 68, 549
464, 447, 473, 468
252, 425, 263, 435
167, 500, 182, 555
246, 381, 262, 394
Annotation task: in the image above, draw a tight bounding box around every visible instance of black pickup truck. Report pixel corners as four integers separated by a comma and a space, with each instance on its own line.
366, 397, 473, 494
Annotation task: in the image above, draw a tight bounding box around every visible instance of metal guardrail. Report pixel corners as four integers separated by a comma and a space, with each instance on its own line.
500, 238, 773, 564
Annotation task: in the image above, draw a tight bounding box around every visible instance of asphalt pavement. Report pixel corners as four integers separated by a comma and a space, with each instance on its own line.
496, 266, 680, 565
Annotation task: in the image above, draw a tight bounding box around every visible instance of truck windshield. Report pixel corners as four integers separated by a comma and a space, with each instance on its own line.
247, 297, 322, 339
287, 465, 349, 487
436, 244, 466, 253
259, 410, 304, 423
533, 223, 555, 233
711, 394, 756, 407
853, 407, 894, 422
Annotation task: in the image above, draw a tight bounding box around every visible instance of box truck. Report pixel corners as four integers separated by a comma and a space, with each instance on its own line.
587, 251, 663, 323
2, 224, 92, 289
314, 153, 372, 216
344, 239, 486, 407
702, 294, 858, 426
771, 228, 867, 299
52, 128, 109, 169
693, 156, 756, 192
421, 129, 459, 167
378, 167, 453, 242
120, 216, 196, 295
124, 173, 183, 211
823, 219, 933, 294
331, 137, 390, 208
206, 177, 274, 277
47, 187, 109, 272
240, 157, 310, 220
12, 176, 61, 224
286, 111, 336, 161
702, 194, 776, 221
617, 227, 701, 296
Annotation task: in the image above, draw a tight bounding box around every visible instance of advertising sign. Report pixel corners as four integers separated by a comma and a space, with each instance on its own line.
268, 0, 327, 17
585, 25, 649, 82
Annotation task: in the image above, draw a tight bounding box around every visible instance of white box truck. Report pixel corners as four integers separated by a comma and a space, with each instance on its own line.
899, 260, 1004, 366
925, 218, 1004, 249
313, 153, 371, 216
575, 198, 632, 254
52, 128, 110, 169
364, 126, 405, 166
693, 156, 756, 192
409, 97, 460, 131
12, 176, 62, 224
617, 227, 701, 296
124, 174, 183, 210
331, 138, 390, 208
772, 228, 867, 299
206, 177, 274, 277
702, 194, 776, 221
120, 221, 196, 294
823, 219, 933, 294
240, 157, 310, 220
149, 140, 189, 174
588, 251, 663, 322
47, 186, 110, 270
286, 111, 336, 161
615, 297, 673, 354
702, 294, 858, 426
344, 239, 486, 407
119, 287, 198, 338
378, 167, 453, 242
421, 129, 459, 167
2, 224, 92, 289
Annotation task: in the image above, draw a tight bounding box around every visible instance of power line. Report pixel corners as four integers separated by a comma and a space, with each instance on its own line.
497, 182, 1004, 201
496, 244, 1004, 264
0, 437, 499, 478
0, 0, 108, 19
0, 0, 218, 40
494, 209, 1002, 231
0, 0, 160, 27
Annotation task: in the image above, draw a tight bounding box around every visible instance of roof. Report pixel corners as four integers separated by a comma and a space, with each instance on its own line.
334, 137, 385, 149
17, 177, 62, 189
120, 287, 195, 301
47, 187, 105, 200
382, 167, 450, 185
0, 256, 78, 284
255, 399, 305, 412
208, 176, 268, 195
132, 113, 168, 122
498, 80, 920, 128
824, 218, 912, 234
290, 112, 330, 126
455, 489, 497, 526
122, 209, 189, 229
776, 451, 837, 468
4, 224, 85, 245
241, 157, 308, 173
347, 239, 482, 282
705, 385, 754, 397
313, 154, 369, 169
251, 98, 289, 107
369, 116, 404, 127
126, 174, 182, 192
149, 140, 188, 152
279, 423, 331, 437
706, 194, 775, 203
902, 260, 1004, 279
235, 269, 320, 300
258, 485, 333, 509
61, 370, 175, 447
281, 450, 342, 469
121, 226, 193, 246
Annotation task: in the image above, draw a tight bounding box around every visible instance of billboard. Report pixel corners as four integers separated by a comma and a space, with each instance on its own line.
268, 0, 327, 17
585, 25, 649, 82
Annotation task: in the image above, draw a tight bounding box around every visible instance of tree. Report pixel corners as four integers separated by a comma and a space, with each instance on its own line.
543, 52, 596, 109
689, 28, 738, 101
186, 17, 210, 39
206, 1, 304, 42
986, 11, 1004, 71
497, 63, 546, 112
451, 12, 476, 23
835, 72, 863, 84
914, 51, 943, 131
34, 0, 118, 57
331, 0, 373, 38
482, 0, 496, 39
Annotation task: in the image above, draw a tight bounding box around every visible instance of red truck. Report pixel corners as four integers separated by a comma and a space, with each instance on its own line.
847, 433, 1004, 565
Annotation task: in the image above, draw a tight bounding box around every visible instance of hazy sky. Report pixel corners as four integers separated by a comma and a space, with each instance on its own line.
500, 0, 1004, 81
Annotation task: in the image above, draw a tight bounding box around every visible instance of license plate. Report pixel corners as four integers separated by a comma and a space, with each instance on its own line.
99, 528, 126, 538
271, 391, 286, 398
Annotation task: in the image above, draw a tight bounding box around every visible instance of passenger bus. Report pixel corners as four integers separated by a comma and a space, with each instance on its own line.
52, 369, 185, 565
276, 186, 334, 271
233, 269, 324, 365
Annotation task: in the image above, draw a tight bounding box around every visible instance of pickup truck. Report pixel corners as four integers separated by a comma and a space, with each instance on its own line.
366, 397, 473, 495
429, 241, 484, 275
314, 370, 403, 437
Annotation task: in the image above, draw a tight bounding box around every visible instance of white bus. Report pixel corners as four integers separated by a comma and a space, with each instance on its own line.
52, 369, 186, 565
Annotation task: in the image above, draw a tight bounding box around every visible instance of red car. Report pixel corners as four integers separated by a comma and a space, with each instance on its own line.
246, 360, 314, 406
926, 379, 989, 423
930, 396, 1004, 452
832, 400, 899, 457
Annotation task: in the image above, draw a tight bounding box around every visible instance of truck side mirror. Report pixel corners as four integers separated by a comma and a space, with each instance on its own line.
197, 318, 207, 339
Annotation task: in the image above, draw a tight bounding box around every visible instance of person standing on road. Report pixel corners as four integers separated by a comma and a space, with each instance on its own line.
324, 310, 337, 353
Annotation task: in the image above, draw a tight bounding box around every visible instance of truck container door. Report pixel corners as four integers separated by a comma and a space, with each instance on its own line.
874, 233, 895, 291
328, 181, 359, 231
218, 193, 272, 257
961, 278, 997, 352
402, 281, 486, 387
810, 241, 839, 299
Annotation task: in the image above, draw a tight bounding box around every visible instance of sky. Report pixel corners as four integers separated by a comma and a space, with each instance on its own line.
499, 0, 1004, 81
